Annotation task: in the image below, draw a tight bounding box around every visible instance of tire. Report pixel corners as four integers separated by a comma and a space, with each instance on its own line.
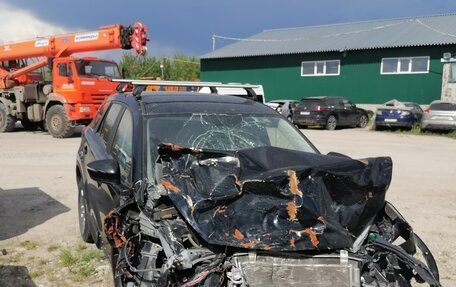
0, 103, 16, 132
78, 177, 94, 243
21, 118, 40, 131
46, 105, 75, 138
357, 114, 368, 128
325, 115, 337, 130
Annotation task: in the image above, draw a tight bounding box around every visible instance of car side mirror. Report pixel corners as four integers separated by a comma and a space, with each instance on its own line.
87, 159, 120, 185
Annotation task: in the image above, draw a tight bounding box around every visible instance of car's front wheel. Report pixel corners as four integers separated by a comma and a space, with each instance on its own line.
325, 115, 337, 130
78, 178, 94, 243
357, 114, 368, 128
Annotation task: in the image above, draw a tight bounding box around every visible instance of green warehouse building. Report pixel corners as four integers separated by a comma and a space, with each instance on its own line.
200, 14, 456, 104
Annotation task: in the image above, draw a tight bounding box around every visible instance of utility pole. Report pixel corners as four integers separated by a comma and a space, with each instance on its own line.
160, 59, 164, 80
212, 34, 216, 51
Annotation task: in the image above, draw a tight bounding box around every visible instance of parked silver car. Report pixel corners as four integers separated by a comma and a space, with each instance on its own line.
265, 100, 299, 121
421, 100, 456, 131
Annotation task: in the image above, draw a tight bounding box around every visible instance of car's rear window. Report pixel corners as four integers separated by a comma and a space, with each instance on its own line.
429, 102, 456, 111
299, 100, 322, 108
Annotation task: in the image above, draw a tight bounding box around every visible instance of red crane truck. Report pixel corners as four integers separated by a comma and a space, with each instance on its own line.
0, 22, 148, 137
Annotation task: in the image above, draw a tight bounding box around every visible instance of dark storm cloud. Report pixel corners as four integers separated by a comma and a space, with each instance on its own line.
4, 0, 456, 56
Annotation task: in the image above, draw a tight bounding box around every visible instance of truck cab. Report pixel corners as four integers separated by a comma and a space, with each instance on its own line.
49, 57, 120, 127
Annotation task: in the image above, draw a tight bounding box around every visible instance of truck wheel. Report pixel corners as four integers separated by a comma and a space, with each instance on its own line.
325, 115, 337, 130
0, 103, 16, 132
21, 118, 40, 131
46, 105, 75, 138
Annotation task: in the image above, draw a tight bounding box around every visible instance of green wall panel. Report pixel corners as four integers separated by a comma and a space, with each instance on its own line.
201, 46, 450, 104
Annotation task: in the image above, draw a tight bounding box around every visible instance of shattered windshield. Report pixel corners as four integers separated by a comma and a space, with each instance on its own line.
146, 114, 316, 178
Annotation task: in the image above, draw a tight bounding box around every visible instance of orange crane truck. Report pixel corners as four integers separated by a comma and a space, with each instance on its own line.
0, 22, 148, 137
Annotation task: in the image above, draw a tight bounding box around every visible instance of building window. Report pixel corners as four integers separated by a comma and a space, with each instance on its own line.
380, 56, 429, 74
301, 60, 340, 76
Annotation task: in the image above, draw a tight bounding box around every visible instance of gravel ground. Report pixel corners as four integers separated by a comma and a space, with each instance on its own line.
0, 127, 454, 286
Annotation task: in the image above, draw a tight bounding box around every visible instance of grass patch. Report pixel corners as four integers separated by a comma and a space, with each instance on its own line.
376, 125, 456, 139
393, 126, 422, 135
2, 252, 22, 264
46, 269, 58, 282
47, 244, 60, 253
20, 240, 39, 250
29, 269, 45, 278
447, 130, 456, 139
58, 242, 104, 281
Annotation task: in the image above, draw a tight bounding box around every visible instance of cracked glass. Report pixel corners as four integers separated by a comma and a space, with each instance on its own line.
145, 114, 316, 181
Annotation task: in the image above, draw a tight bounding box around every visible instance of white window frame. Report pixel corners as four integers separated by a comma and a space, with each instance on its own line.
380, 56, 429, 75
301, 60, 340, 77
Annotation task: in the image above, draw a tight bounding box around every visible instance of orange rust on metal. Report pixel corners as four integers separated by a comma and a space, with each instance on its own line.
287, 201, 298, 221
160, 179, 180, 193
290, 228, 319, 247
304, 228, 319, 247
241, 240, 259, 249
290, 238, 295, 248
164, 142, 184, 151
287, 170, 302, 197
234, 229, 245, 240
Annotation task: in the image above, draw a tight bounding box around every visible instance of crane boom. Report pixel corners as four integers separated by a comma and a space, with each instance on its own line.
0, 22, 147, 62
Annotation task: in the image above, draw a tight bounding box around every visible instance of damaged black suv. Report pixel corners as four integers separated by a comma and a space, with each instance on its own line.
76, 91, 441, 287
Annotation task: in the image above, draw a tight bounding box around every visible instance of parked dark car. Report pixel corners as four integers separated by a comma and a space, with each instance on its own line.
375, 100, 423, 130
76, 91, 441, 287
292, 96, 368, 130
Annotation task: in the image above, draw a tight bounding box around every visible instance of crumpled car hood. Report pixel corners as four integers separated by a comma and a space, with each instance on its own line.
157, 144, 392, 251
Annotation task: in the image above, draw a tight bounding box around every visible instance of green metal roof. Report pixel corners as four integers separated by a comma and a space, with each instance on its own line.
201, 14, 456, 59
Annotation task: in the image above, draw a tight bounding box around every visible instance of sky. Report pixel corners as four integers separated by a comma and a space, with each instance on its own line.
1, 0, 456, 61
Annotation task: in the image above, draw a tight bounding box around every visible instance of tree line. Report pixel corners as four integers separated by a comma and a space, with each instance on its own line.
119, 53, 200, 81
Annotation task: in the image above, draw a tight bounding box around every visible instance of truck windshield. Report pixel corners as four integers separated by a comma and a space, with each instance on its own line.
74, 60, 121, 78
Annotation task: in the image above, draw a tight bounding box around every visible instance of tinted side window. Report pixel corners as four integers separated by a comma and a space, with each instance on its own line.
90, 102, 109, 129
57, 63, 73, 77
112, 109, 133, 184
99, 104, 122, 145
333, 99, 344, 108
343, 99, 353, 108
